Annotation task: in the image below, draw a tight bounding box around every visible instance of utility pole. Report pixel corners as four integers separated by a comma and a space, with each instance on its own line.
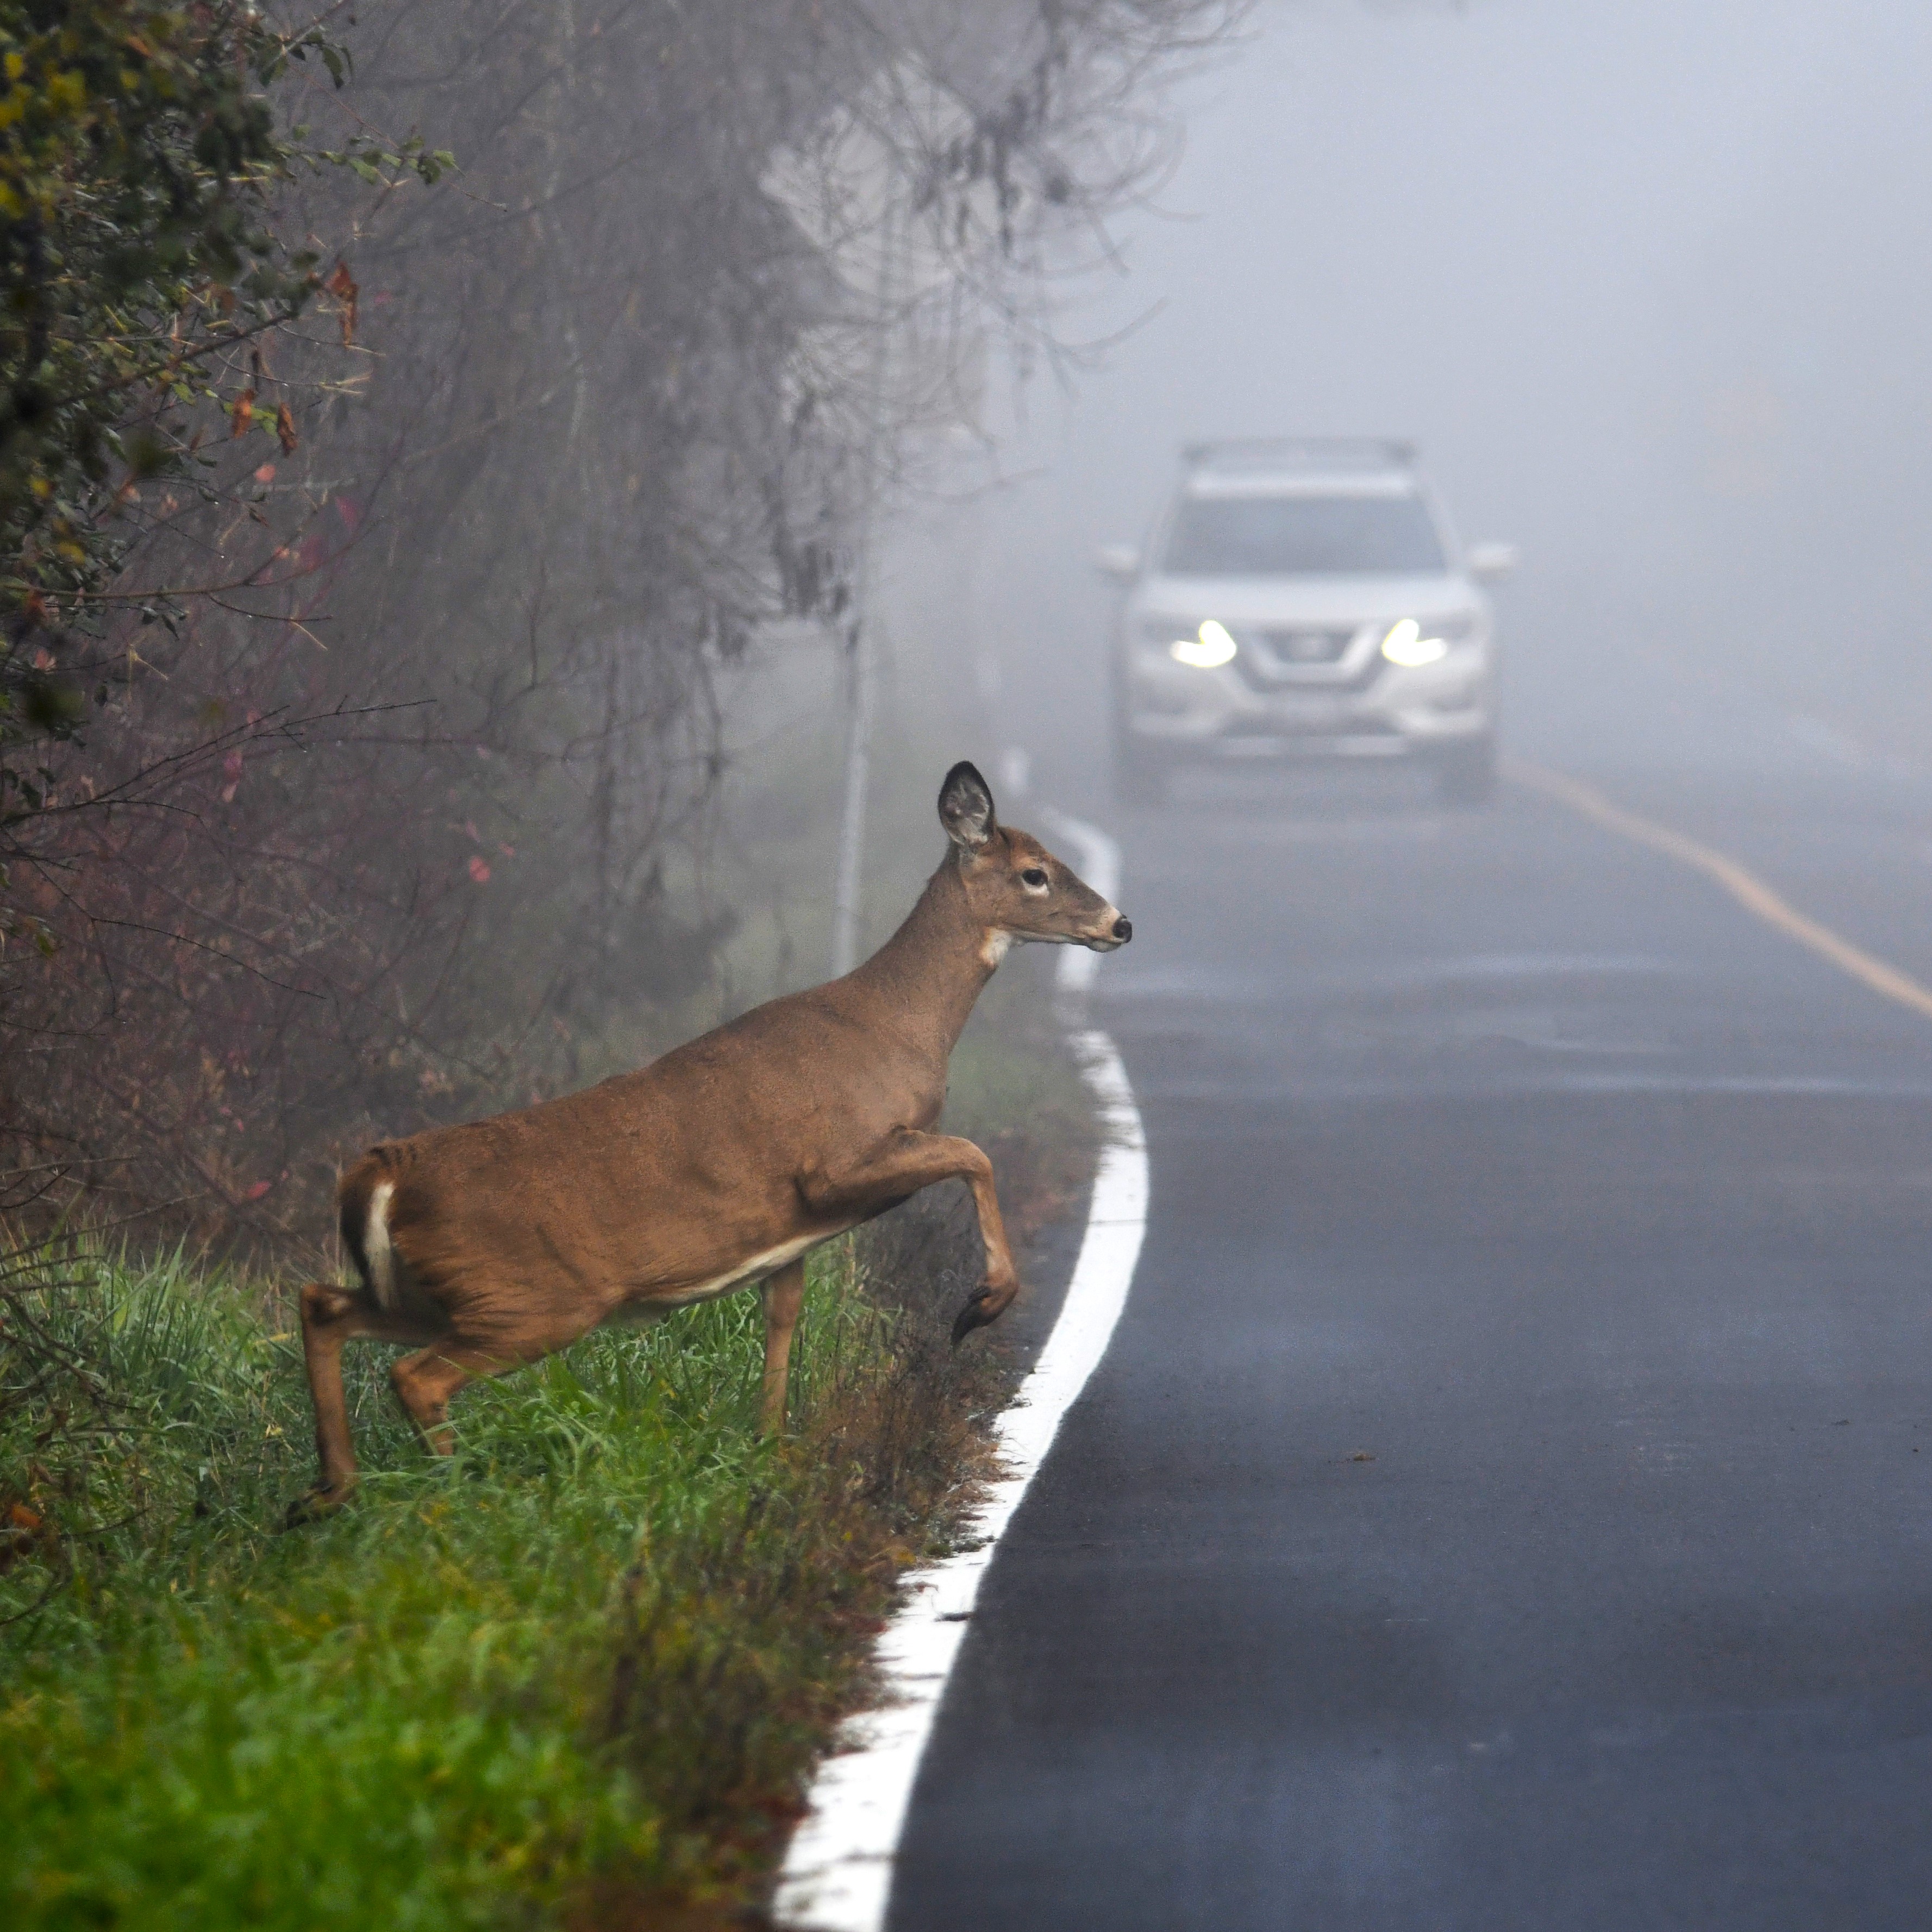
829, 195, 901, 978
828, 614, 878, 977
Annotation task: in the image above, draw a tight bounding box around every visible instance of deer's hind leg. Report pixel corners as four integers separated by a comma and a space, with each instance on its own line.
389, 1340, 522, 1455
288, 1280, 440, 1525
391, 1287, 614, 1455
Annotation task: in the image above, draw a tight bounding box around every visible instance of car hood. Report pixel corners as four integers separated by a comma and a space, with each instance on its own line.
1131, 572, 1482, 627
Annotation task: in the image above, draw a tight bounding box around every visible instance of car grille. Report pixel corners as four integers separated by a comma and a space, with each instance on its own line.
1233, 626, 1380, 692
1258, 625, 1354, 665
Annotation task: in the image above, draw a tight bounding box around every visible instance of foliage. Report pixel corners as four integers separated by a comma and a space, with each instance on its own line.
0, 1, 451, 1035
0, 1, 448, 608
0, 0, 1231, 1245
0, 1227, 1002, 1925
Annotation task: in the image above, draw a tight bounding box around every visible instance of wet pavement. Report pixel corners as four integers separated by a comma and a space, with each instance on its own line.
889, 710, 1932, 1929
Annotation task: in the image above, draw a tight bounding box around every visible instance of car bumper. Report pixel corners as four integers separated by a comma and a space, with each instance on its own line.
1122, 652, 1492, 760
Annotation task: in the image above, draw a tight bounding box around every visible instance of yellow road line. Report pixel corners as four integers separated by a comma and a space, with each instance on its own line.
1506, 759, 1932, 1026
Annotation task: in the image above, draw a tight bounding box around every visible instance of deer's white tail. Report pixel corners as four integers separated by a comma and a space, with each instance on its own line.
363, 1180, 398, 1309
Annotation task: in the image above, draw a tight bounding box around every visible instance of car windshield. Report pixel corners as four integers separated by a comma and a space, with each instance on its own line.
1162, 492, 1447, 576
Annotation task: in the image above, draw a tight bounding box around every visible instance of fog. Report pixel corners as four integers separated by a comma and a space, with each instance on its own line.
20, 0, 1932, 1226
951, 0, 1932, 797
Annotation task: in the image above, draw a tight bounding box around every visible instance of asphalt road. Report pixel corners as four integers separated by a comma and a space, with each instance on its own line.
890, 720, 1932, 1929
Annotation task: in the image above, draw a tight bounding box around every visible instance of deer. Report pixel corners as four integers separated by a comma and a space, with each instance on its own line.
286, 761, 1131, 1522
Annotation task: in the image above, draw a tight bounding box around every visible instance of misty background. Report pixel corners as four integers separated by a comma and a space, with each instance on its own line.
16, 0, 1931, 1232
847, 0, 1932, 821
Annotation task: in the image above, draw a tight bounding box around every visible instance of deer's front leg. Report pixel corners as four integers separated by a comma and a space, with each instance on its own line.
760, 1258, 806, 1436
802, 1129, 1020, 1344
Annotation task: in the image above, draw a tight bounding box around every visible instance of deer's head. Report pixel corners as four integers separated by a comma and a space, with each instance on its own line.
939, 761, 1133, 964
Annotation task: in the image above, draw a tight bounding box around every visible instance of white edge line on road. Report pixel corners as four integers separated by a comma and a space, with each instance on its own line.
772, 808, 1146, 1932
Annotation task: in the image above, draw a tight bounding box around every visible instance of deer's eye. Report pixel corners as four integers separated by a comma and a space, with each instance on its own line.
1021, 867, 1049, 889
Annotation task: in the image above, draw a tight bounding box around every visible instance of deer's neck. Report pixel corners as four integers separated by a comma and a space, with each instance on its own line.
843, 852, 995, 1055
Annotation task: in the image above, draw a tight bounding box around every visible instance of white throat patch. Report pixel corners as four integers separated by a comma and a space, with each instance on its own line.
979, 929, 1015, 969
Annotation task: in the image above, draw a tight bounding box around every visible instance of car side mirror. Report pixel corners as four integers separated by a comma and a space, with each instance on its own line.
1094, 543, 1139, 583
1467, 541, 1518, 584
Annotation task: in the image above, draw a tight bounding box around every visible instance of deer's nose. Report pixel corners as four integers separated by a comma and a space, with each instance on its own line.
1111, 916, 1133, 943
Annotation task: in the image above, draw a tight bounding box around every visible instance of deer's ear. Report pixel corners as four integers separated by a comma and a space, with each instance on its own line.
938, 760, 997, 851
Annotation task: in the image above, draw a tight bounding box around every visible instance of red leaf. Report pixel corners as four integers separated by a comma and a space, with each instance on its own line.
243, 1180, 273, 1202
324, 262, 359, 345
467, 856, 491, 884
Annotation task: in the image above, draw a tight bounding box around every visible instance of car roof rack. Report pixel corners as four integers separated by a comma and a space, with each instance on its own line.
1181, 436, 1417, 472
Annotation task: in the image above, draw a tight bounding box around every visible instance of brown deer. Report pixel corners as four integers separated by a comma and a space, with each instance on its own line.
287, 761, 1130, 1521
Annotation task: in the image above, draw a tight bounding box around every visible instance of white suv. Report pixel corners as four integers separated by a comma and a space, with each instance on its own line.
1101, 439, 1514, 805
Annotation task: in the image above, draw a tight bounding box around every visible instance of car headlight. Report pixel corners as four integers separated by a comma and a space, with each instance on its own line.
1165, 619, 1239, 669
1381, 614, 1475, 667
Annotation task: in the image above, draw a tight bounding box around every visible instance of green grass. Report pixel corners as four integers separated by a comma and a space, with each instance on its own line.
0, 1236, 980, 1929
0, 945, 1092, 1929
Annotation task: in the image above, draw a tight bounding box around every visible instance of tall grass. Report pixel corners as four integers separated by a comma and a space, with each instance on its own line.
0, 1229, 998, 1928
0, 951, 1092, 1927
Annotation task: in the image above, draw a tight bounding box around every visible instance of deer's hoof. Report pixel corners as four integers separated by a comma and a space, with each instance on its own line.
951, 1288, 1003, 1347
283, 1480, 355, 1529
